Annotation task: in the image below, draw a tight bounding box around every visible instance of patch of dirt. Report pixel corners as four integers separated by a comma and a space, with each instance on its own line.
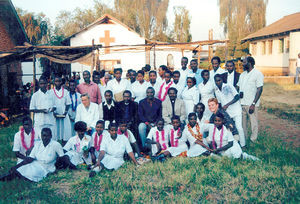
258, 109, 300, 148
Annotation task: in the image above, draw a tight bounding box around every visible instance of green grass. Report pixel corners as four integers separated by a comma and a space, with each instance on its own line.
0, 121, 299, 203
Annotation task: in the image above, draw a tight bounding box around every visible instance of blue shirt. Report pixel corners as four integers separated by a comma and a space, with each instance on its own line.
189, 69, 203, 86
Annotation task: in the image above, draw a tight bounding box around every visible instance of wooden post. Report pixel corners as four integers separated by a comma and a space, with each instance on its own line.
153, 43, 156, 70
197, 45, 201, 67
33, 54, 36, 92
208, 29, 213, 63
181, 49, 184, 57
91, 39, 95, 74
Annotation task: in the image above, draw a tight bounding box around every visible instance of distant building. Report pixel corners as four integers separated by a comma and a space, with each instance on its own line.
242, 12, 300, 76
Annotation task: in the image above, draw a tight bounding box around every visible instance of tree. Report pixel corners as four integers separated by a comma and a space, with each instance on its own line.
173, 6, 192, 42
218, 0, 268, 58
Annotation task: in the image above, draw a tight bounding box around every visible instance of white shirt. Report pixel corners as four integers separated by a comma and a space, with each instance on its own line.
50, 88, 72, 114
149, 81, 162, 98
75, 102, 99, 128
157, 80, 174, 101
166, 126, 187, 148
183, 123, 207, 145
29, 89, 56, 126
209, 67, 226, 84
204, 124, 234, 148
215, 83, 242, 117
173, 82, 184, 99
238, 68, 264, 106
147, 127, 169, 155
131, 81, 150, 103
297, 58, 300, 67
91, 130, 110, 151
68, 92, 81, 121
226, 71, 235, 87
198, 80, 215, 105
179, 68, 190, 87
106, 78, 133, 96
181, 86, 200, 116
98, 84, 108, 100
120, 129, 136, 143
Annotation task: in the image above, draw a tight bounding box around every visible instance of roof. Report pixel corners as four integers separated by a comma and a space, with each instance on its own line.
0, 0, 29, 46
62, 14, 151, 45
242, 12, 300, 42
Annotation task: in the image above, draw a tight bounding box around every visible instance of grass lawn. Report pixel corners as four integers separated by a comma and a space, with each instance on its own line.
0, 120, 299, 203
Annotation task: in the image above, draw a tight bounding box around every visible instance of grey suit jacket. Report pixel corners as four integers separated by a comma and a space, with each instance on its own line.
162, 97, 186, 124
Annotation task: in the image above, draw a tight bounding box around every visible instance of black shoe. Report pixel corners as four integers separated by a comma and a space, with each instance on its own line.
89, 171, 96, 178
69, 164, 77, 170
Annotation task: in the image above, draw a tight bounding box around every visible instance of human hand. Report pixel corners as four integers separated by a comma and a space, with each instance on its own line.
249, 105, 255, 114
222, 104, 229, 110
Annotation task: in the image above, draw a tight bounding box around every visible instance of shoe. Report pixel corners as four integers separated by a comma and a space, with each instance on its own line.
89, 171, 96, 178
69, 163, 77, 170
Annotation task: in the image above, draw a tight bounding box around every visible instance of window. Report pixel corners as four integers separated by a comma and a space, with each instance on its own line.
279, 38, 284, 53
261, 41, 266, 55
251, 43, 257, 56
286, 38, 290, 53
268, 40, 273, 55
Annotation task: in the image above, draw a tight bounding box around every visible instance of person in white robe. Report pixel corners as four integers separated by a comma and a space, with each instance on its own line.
157, 70, 175, 102
209, 56, 226, 84
1, 128, 64, 182
64, 121, 92, 166
68, 80, 81, 136
194, 103, 207, 124
98, 73, 112, 100
198, 70, 214, 120
131, 70, 150, 103
29, 77, 56, 139
178, 57, 190, 88
149, 70, 162, 98
13, 117, 40, 164
181, 76, 200, 119
172, 70, 185, 99
50, 76, 72, 142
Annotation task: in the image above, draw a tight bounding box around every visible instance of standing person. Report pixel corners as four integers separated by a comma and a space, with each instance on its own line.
75, 93, 99, 135
99, 73, 112, 100
106, 67, 133, 102
295, 53, 300, 84
178, 57, 189, 87
158, 70, 174, 102
198, 70, 214, 120
157, 65, 168, 84
223, 60, 240, 90
99, 90, 116, 129
214, 74, 245, 147
77, 70, 102, 104
50, 76, 72, 143
129, 70, 137, 84
209, 56, 226, 83
68, 80, 81, 136
238, 56, 264, 143
142, 64, 151, 82
13, 117, 40, 164
138, 87, 162, 149
29, 77, 56, 139
148, 70, 161, 98
181, 76, 199, 118
172, 71, 184, 98
131, 70, 150, 103
188, 59, 203, 85
92, 71, 101, 85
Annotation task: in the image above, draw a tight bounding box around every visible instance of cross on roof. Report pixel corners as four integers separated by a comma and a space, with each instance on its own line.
100, 30, 115, 54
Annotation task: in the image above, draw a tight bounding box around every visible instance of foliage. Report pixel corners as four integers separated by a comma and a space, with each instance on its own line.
218, 0, 268, 58
172, 6, 192, 43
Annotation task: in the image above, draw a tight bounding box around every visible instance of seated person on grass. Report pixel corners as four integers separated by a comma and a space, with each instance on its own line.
194, 103, 206, 124
0, 128, 64, 182
118, 120, 142, 157
89, 123, 139, 176
63, 121, 92, 168
13, 117, 40, 164
146, 118, 169, 157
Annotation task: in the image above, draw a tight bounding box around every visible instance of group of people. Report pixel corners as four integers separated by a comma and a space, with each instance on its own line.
1, 55, 263, 182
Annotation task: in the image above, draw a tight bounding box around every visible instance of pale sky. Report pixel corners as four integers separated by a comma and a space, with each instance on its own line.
11, 0, 300, 41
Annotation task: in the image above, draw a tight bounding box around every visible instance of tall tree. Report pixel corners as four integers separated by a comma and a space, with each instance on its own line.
218, 0, 268, 58
173, 6, 192, 42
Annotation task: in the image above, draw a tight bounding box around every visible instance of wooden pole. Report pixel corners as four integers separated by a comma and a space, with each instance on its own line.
33, 54, 36, 92
197, 45, 201, 67
91, 39, 95, 74
153, 44, 156, 70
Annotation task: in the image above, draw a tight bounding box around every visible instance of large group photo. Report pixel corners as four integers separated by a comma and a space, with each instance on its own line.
0, 0, 299, 203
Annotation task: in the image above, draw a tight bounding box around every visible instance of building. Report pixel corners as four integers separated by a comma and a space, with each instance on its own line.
0, 0, 28, 108
242, 12, 300, 76
62, 14, 193, 74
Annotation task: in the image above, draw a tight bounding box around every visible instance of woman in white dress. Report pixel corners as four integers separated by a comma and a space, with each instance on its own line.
157, 70, 174, 102
198, 70, 214, 120
194, 103, 207, 124
64, 121, 92, 166
181, 76, 200, 118
0, 128, 64, 182
90, 123, 139, 176
131, 70, 150, 103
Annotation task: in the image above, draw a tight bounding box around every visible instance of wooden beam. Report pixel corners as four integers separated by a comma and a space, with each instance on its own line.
33, 54, 36, 92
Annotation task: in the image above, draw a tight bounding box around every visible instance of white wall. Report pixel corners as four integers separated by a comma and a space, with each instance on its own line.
289, 31, 300, 75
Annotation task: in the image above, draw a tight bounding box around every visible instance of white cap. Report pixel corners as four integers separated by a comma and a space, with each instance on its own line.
114, 64, 122, 69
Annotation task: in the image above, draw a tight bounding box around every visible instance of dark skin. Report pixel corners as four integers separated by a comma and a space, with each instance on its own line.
209, 116, 233, 154
93, 74, 100, 85
190, 61, 198, 73
226, 62, 235, 74
181, 58, 188, 70
14, 120, 33, 160
96, 126, 139, 169
188, 115, 211, 151
90, 123, 104, 164
83, 71, 91, 84
145, 88, 155, 129
186, 78, 194, 89
241, 57, 263, 114
158, 67, 165, 79
173, 73, 180, 84
105, 92, 113, 105
53, 77, 70, 117
162, 119, 181, 157
195, 104, 205, 121
164, 72, 171, 84
215, 76, 240, 111
129, 71, 137, 83
69, 82, 76, 95
149, 72, 157, 85
122, 92, 134, 127
146, 120, 164, 155
168, 89, 177, 101
114, 71, 122, 82
212, 59, 220, 72
119, 123, 142, 157
202, 71, 210, 84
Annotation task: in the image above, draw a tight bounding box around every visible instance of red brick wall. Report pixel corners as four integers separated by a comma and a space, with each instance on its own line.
0, 20, 15, 51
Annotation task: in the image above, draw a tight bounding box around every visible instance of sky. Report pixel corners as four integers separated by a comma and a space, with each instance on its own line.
11, 0, 300, 41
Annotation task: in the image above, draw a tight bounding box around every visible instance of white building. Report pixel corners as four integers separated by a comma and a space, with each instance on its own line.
242, 12, 300, 76
63, 14, 193, 74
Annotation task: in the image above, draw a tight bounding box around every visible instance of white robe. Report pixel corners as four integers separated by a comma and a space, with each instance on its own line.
17, 140, 64, 182
64, 135, 92, 165
147, 127, 169, 156
157, 80, 175, 101
198, 81, 215, 120
181, 86, 199, 117
172, 82, 185, 99
68, 92, 81, 136
166, 126, 188, 157
50, 88, 72, 141
91, 130, 110, 159
131, 81, 150, 103
106, 78, 133, 97
149, 81, 162, 98
100, 134, 133, 170
75, 102, 99, 129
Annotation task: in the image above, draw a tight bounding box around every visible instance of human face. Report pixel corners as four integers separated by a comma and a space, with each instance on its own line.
171, 119, 180, 130
81, 96, 90, 107
39, 79, 47, 92
146, 88, 154, 99
69, 82, 76, 93
212, 59, 220, 71
104, 75, 110, 84
96, 123, 104, 135
54, 77, 62, 89
77, 130, 85, 139
195, 105, 204, 115
242, 58, 250, 71
173, 73, 180, 84
214, 116, 223, 128
41, 130, 52, 147
214, 76, 223, 89
181, 58, 188, 68
188, 115, 197, 127
168, 89, 177, 101
23, 120, 32, 133
164, 73, 171, 83
158, 67, 164, 77
119, 123, 127, 133
149, 72, 157, 83
109, 126, 117, 138
129, 71, 136, 82
137, 73, 144, 83
114, 71, 122, 81
157, 120, 164, 131
190, 61, 198, 71
186, 78, 194, 88
105, 92, 112, 104
208, 101, 219, 113
226, 62, 234, 73
202, 71, 209, 81
93, 74, 100, 84
123, 92, 131, 103
83, 71, 91, 83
